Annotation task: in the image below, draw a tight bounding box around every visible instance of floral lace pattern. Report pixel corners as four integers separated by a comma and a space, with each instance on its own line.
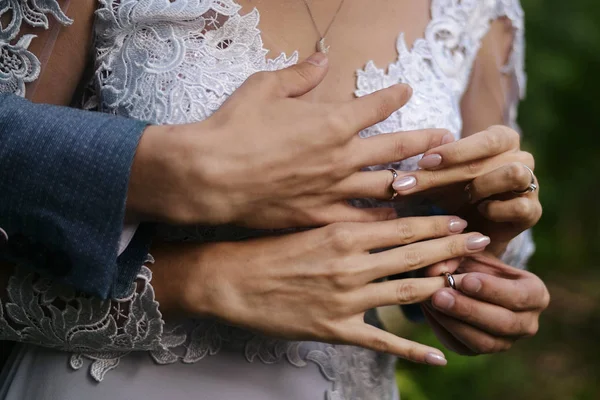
0, 0, 73, 95
0, 256, 164, 382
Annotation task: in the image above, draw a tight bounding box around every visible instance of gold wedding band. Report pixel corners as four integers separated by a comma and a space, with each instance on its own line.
387, 168, 399, 201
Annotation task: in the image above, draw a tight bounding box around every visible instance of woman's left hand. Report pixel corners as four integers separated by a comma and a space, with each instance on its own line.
421, 253, 550, 355
392, 125, 542, 255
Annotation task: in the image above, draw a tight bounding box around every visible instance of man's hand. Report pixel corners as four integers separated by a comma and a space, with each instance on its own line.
127, 53, 450, 228
422, 253, 550, 355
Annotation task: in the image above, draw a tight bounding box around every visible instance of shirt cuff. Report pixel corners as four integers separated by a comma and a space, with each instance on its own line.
118, 223, 139, 256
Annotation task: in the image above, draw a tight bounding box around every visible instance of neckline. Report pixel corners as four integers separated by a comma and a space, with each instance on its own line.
233, 0, 435, 73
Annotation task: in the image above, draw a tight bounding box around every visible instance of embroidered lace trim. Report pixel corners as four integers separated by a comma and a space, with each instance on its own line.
0, 0, 73, 96
0, 255, 164, 382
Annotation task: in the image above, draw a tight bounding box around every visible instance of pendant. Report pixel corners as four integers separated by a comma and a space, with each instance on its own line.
317, 37, 330, 54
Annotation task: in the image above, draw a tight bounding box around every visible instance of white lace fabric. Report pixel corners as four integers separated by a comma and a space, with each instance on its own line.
0, 0, 73, 96
1, 0, 531, 398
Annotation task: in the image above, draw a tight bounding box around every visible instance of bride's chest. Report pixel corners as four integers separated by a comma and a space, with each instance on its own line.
92, 0, 499, 152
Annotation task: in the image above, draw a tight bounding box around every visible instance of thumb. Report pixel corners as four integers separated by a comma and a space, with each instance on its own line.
275, 52, 329, 97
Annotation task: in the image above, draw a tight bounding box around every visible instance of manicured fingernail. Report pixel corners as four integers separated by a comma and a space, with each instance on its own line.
448, 218, 468, 233
434, 291, 455, 310
418, 154, 442, 169
466, 235, 491, 251
392, 176, 416, 191
442, 133, 455, 144
425, 352, 447, 366
306, 52, 328, 67
462, 276, 482, 294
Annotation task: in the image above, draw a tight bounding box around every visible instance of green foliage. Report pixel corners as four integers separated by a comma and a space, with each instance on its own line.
398, 1, 600, 399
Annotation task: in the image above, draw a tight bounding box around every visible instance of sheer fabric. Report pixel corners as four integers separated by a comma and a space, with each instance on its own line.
1, 1, 532, 399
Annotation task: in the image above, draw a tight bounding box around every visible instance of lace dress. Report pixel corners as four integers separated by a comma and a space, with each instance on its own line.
0, 1, 534, 399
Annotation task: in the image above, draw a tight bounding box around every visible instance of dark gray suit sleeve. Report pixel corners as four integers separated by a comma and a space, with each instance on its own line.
0, 93, 153, 299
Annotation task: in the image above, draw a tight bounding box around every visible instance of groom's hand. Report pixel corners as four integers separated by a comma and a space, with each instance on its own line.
127, 53, 451, 228
421, 253, 549, 355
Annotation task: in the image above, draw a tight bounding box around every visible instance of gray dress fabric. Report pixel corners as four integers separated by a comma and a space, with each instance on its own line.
0, 1, 532, 399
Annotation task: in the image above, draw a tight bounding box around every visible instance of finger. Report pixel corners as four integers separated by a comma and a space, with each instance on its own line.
365, 233, 490, 281
423, 303, 514, 354
350, 129, 451, 168
357, 276, 456, 309
309, 203, 397, 226
417, 125, 520, 170
478, 197, 542, 227
430, 288, 540, 337
338, 216, 468, 252
422, 258, 462, 277
339, 84, 413, 133
344, 323, 447, 366
467, 162, 536, 203
331, 169, 398, 200
421, 305, 476, 356
458, 271, 550, 311
392, 151, 527, 196
270, 52, 329, 97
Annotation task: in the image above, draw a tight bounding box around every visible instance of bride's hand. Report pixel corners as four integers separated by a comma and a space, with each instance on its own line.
422, 253, 550, 355
391, 125, 542, 254
151, 216, 492, 366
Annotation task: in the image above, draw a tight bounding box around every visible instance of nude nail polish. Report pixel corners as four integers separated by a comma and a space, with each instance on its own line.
466, 235, 491, 251
448, 218, 468, 233
392, 176, 416, 191
425, 352, 447, 366
418, 154, 442, 169
442, 133, 455, 144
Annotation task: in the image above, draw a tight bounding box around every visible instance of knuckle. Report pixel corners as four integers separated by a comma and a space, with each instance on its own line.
524, 320, 540, 337
433, 217, 445, 236
370, 335, 390, 354
403, 250, 424, 268
327, 262, 353, 289
392, 138, 408, 161
446, 237, 462, 257
541, 287, 551, 309
395, 282, 417, 303
455, 297, 473, 318
513, 198, 533, 219
327, 224, 357, 252
506, 162, 528, 184
424, 170, 440, 187
250, 71, 275, 87
374, 95, 394, 122
475, 337, 500, 354
483, 127, 504, 154
514, 289, 532, 310
520, 151, 535, 169
466, 160, 484, 176
325, 112, 350, 140
395, 221, 416, 243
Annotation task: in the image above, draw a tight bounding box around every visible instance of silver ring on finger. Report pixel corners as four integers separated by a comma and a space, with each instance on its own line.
512, 165, 538, 195
387, 168, 399, 201
444, 272, 457, 290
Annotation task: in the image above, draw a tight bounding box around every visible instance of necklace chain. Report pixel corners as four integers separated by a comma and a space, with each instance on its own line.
300, 0, 346, 53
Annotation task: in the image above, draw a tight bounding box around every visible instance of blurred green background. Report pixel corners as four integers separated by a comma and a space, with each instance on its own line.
397, 0, 600, 399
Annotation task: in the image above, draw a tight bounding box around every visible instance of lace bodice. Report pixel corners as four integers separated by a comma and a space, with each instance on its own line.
1, 1, 532, 399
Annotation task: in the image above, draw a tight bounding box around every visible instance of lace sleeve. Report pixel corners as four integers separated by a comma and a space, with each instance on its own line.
0, 255, 164, 353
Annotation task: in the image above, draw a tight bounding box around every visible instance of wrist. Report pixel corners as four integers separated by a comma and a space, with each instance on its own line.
150, 242, 217, 319
126, 123, 229, 224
